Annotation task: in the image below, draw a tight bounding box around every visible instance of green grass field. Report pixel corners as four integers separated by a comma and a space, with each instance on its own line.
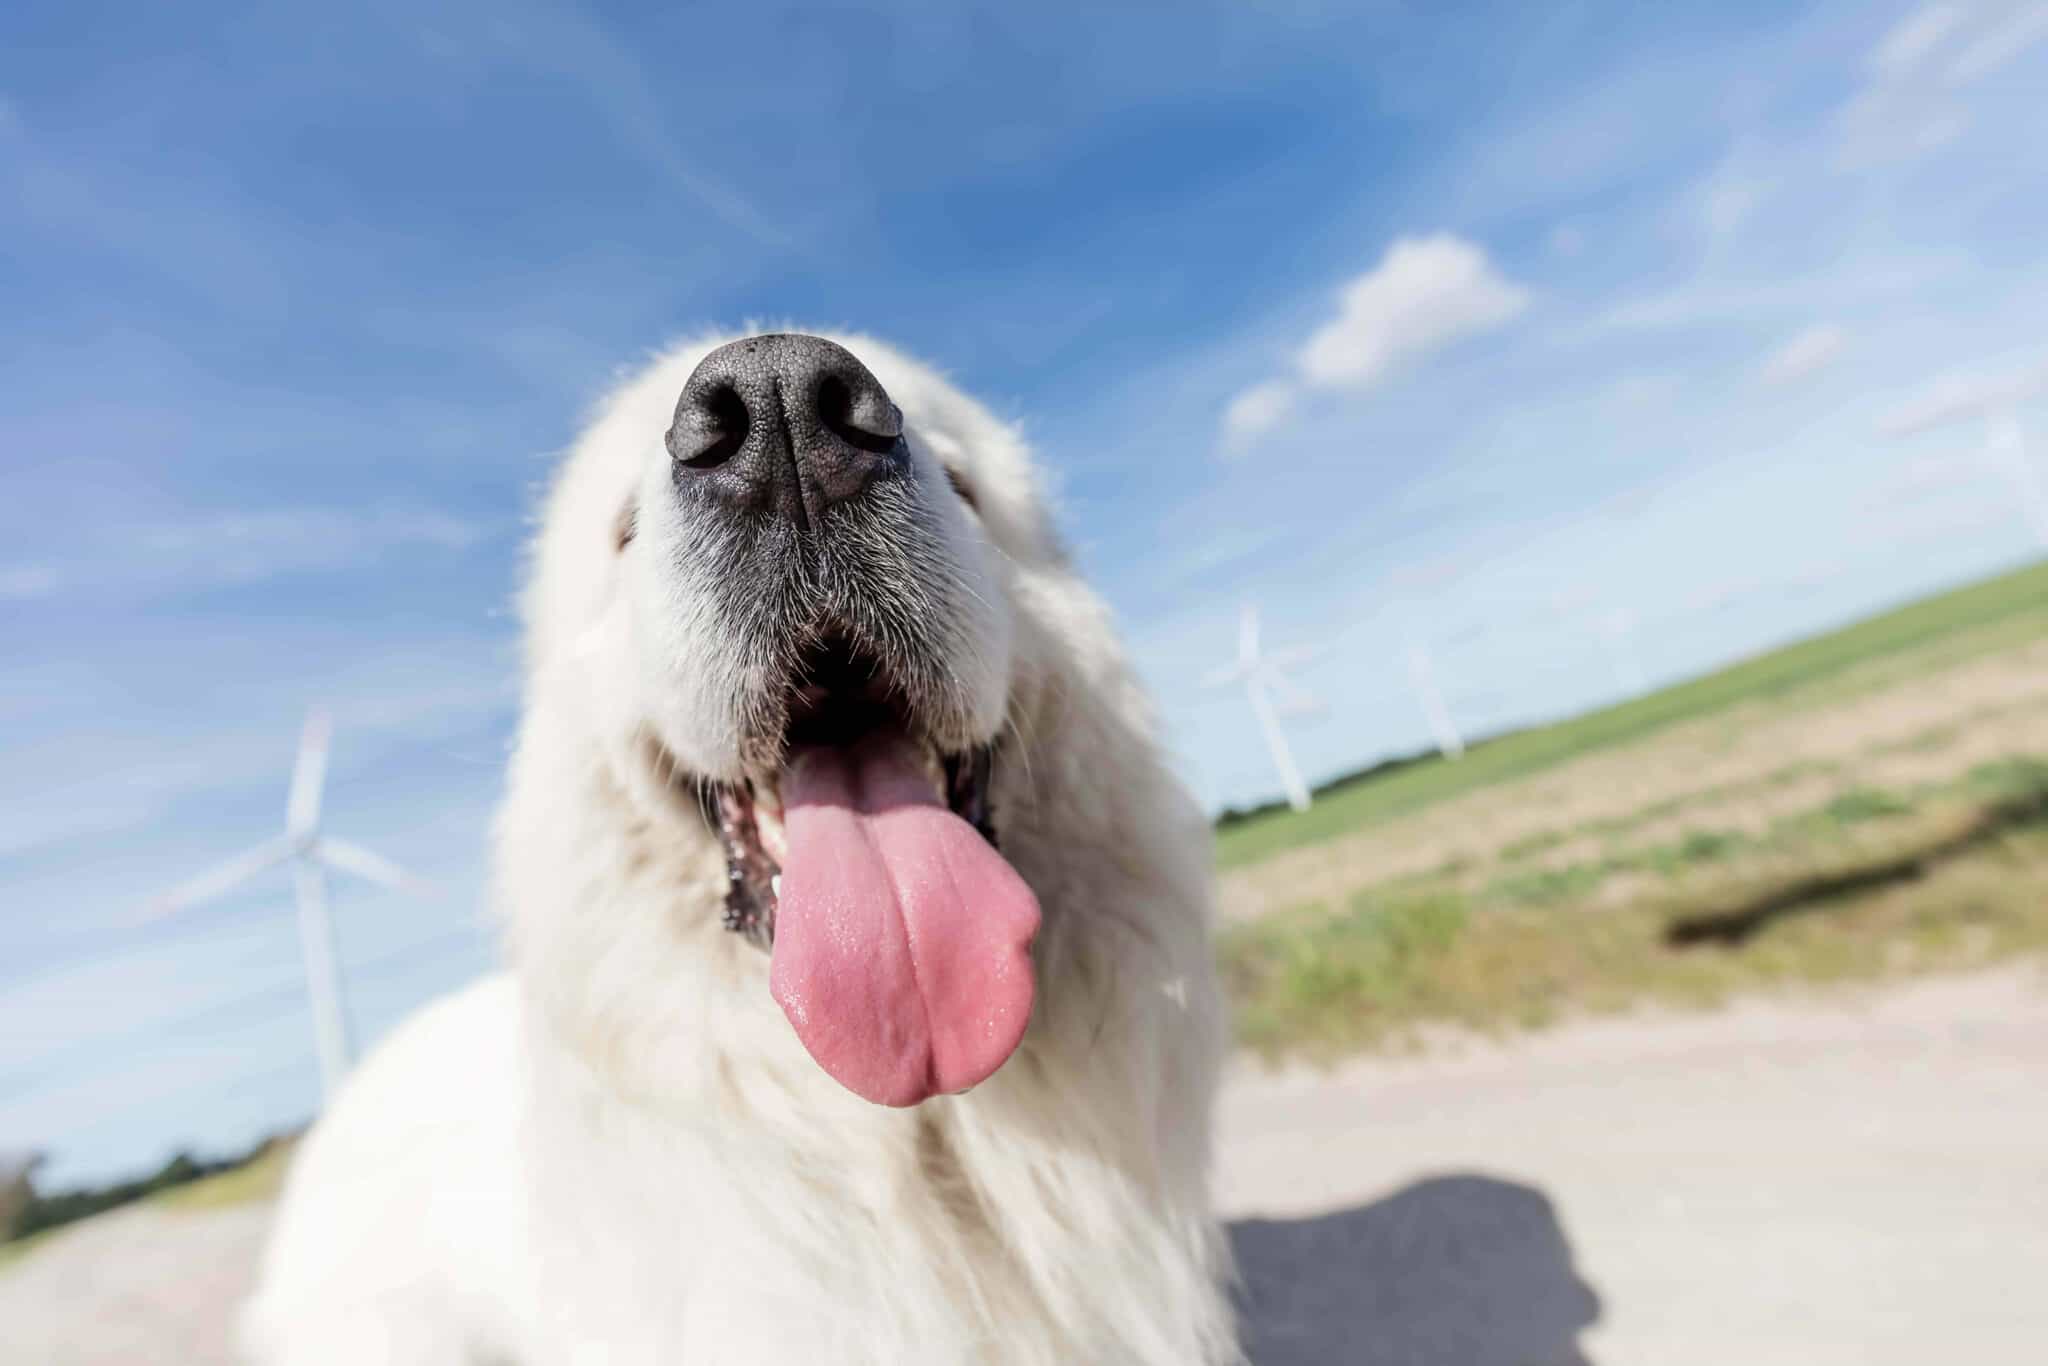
1222, 757, 2048, 1057
1216, 558, 2048, 869
146, 1139, 295, 1213
1215, 557, 2048, 1057
0, 1226, 56, 1270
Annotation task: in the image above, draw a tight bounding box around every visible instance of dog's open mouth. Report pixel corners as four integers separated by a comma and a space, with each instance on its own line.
709, 635, 999, 947
703, 634, 1040, 1108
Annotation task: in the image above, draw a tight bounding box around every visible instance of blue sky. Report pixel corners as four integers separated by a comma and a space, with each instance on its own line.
4, 0, 2047, 1183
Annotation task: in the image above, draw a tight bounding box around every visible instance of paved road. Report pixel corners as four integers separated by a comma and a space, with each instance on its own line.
7, 968, 2046, 1364
1218, 967, 2048, 1366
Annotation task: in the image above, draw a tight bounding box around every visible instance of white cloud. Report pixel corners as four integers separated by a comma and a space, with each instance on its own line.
1219, 234, 1528, 450
1760, 323, 1849, 385
1871, 5, 1966, 79
1220, 381, 1297, 447
1297, 235, 1530, 388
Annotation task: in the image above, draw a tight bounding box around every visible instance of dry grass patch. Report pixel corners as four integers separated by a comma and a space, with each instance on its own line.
1221, 759, 2048, 1060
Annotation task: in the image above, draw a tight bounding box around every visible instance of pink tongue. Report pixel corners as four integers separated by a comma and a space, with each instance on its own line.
769, 732, 1040, 1107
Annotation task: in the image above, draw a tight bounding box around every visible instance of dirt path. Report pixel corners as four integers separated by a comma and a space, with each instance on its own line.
7, 968, 2046, 1364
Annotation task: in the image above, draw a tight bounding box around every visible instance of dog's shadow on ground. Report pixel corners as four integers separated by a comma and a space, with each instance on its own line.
1229, 1174, 1601, 1366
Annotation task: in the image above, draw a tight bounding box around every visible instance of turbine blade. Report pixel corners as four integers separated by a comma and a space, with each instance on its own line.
145, 837, 293, 921
287, 708, 333, 838
316, 837, 430, 896
1239, 602, 1260, 667
1266, 642, 1324, 671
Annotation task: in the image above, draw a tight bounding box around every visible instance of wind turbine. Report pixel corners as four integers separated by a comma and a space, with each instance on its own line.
147, 709, 427, 1104
1384, 562, 1469, 763
1403, 640, 1466, 761
1986, 413, 2048, 549
1880, 365, 2048, 550
1205, 603, 1322, 812
1596, 607, 1648, 698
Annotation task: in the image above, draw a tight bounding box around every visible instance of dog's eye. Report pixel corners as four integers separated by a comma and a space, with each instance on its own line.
944, 466, 979, 514
613, 499, 637, 552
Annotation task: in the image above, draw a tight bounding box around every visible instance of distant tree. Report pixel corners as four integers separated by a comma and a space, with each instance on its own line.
2, 1138, 276, 1243
1211, 741, 1462, 832
0, 1151, 41, 1239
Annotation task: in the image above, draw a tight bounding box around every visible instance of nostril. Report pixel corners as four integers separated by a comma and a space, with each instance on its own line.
668, 383, 750, 470
671, 335, 905, 523
815, 374, 902, 455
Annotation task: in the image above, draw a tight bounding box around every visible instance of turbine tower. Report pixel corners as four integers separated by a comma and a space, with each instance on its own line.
1205, 602, 1322, 812
1404, 641, 1466, 761
1986, 413, 2048, 549
1597, 607, 1648, 698
148, 709, 427, 1104
1880, 365, 2048, 550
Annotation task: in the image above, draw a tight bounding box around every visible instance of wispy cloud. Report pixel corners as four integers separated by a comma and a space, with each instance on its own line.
1871, 4, 1967, 79
1221, 234, 1528, 450
1839, 2, 2048, 165
0, 565, 58, 601
1582, 252, 1961, 338
1140, 524, 1292, 595
1947, 3, 2048, 83
0, 661, 516, 863
407, 1, 788, 248
1877, 353, 2048, 435
1839, 5, 1968, 164
1690, 153, 1772, 243
1760, 322, 1849, 385
5, 505, 493, 604
1220, 382, 1296, 446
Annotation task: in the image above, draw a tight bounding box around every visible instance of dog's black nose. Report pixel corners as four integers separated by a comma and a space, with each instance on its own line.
667, 334, 905, 529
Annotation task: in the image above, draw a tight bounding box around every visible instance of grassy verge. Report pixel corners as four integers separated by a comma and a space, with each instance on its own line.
1217, 558, 2048, 868
0, 1226, 59, 1271
0, 1138, 296, 1273
147, 1138, 295, 1213
1221, 757, 2048, 1059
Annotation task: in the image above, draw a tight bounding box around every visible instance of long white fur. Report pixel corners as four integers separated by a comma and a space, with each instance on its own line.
242, 333, 1237, 1365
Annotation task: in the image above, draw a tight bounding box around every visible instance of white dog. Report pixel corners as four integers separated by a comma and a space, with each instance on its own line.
243, 332, 1236, 1364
